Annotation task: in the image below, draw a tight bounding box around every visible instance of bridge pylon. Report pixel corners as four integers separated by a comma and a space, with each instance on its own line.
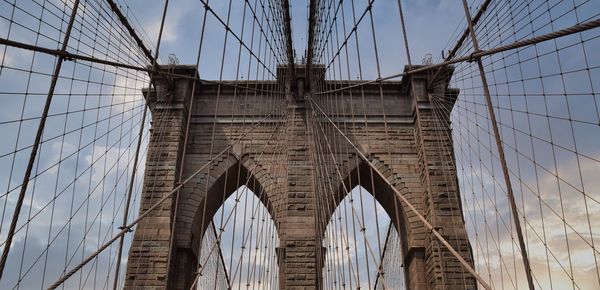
123, 64, 476, 290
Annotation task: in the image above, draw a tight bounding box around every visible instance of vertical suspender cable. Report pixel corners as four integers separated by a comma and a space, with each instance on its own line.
163, 0, 213, 282
396, 0, 459, 286
111, 0, 171, 287
0, 0, 82, 280
395, 0, 412, 68
459, 1, 535, 289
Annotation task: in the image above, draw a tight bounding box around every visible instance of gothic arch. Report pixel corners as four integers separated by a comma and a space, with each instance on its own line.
184, 154, 279, 253
322, 157, 411, 254
318, 155, 430, 289
169, 153, 281, 290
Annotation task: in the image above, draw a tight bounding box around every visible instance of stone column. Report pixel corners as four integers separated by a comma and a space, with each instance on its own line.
411, 66, 476, 290
123, 66, 196, 290
277, 101, 320, 289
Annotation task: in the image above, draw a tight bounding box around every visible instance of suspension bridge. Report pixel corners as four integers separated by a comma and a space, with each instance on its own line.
0, 0, 599, 289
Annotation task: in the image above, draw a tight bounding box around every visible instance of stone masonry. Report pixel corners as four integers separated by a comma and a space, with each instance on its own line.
123, 64, 476, 289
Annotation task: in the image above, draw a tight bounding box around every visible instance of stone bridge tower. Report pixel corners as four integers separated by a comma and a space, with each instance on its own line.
123, 64, 476, 290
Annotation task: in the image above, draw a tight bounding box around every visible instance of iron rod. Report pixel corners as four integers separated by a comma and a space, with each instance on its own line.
445, 0, 491, 61
460, 0, 535, 288
429, 0, 492, 84
0, 36, 148, 72
105, 0, 155, 62
395, 0, 412, 67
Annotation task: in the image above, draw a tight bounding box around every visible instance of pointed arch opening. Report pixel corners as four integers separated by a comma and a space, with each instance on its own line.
315, 158, 425, 289
322, 185, 407, 290
171, 156, 281, 290
196, 186, 280, 289
188, 158, 279, 250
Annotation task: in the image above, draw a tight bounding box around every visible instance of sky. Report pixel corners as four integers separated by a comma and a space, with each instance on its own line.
0, 0, 599, 289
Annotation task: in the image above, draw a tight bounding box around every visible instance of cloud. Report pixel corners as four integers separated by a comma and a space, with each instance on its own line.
457, 127, 600, 288
0, 51, 13, 67
132, 0, 199, 46
321, 186, 394, 289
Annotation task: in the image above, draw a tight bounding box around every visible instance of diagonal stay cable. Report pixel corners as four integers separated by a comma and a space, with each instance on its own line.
0, 37, 282, 95
314, 17, 600, 95
105, 0, 154, 62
